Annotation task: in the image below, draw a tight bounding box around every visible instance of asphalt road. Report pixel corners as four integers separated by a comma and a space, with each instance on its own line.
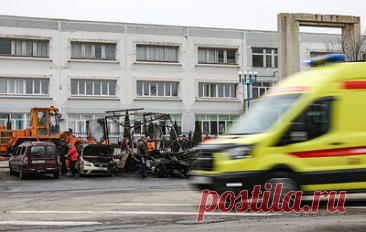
1, 170, 366, 232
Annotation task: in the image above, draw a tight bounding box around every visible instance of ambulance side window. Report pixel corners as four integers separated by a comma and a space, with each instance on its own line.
277, 97, 332, 145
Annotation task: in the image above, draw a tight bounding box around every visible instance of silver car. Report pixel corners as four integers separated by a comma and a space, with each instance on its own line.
76, 144, 116, 176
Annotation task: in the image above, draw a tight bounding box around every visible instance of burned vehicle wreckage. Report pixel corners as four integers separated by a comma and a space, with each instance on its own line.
79, 108, 198, 177
147, 150, 197, 178
76, 144, 116, 176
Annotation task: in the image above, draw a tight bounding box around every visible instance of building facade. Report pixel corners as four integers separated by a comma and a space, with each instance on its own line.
0, 15, 337, 142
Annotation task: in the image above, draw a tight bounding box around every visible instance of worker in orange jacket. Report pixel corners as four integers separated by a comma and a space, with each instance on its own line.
120, 136, 130, 150
86, 136, 96, 144
147, 136, 155, 152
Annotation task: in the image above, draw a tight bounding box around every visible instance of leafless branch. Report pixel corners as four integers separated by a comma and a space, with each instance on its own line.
325, 30, 366, 61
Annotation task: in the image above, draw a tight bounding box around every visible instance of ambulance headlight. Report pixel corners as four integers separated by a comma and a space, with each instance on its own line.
225, 145, 253, 160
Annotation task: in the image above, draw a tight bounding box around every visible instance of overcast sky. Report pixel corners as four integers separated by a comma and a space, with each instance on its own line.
1, 0, 365, 33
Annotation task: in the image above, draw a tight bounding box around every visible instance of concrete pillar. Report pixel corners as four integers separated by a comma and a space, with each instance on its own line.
278, 13, 300, 80
342, 22, 361, 60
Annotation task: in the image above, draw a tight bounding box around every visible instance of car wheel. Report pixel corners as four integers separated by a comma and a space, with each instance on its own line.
264, 177, 298, 208
53, 172, 60, 179
9, 165, 15, 175
19, 167, 26, 180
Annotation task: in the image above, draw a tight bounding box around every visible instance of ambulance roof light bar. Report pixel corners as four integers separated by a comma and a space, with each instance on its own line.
301, 54, 347, 67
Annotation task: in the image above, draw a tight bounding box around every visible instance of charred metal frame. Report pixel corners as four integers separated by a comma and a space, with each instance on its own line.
87, 108, 181, 151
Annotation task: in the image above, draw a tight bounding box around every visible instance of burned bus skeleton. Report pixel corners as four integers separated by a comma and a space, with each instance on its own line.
78, 108, 198, 177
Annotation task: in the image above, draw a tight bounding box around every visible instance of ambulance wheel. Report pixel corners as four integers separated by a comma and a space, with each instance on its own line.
264, 177, 298, 208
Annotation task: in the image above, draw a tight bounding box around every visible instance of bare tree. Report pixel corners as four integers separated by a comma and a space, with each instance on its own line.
326, 31, 366, 61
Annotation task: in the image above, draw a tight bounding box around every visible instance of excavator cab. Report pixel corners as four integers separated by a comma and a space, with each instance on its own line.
30, 104, 60, 139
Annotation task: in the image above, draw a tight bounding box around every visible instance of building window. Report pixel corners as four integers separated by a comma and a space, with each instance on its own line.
0, 39, 48, 57
0, 78, 49, 95
134, 115, 181, 135
198, 83, 236, 98
195, 115, 240, 135
251, 82, 274, 99
68, 114, 96, 138
136, 45, 178, 62
0, 114, 28, 130
198, 48, 237, 64
252, 48, 278, 68
71, 42, 116, 60
71, 80, 116, 96
137, 81, 178, 97
164, 115, 182, 135
69, 114, 121, 144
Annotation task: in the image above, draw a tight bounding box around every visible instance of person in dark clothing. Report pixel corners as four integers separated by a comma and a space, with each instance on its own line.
59, 139, 69, 175
181, 135, 188, 150
136, 137, 148, 178
172, 136, 180, 153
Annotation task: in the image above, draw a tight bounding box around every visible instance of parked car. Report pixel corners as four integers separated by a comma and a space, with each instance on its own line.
9, 141, 60, 179
76, 144, 116, 176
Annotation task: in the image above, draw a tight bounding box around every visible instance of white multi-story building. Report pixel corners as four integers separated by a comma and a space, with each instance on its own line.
0, 15, 337, 142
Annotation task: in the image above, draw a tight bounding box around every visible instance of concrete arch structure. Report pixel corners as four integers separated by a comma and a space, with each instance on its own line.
277, 13, 360, 79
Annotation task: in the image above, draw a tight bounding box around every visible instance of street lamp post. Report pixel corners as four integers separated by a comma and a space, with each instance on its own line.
238, 71, 258, 112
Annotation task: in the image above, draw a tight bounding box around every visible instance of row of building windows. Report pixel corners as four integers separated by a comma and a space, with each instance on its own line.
0, 38, 279, 68
0, 78, 273, 99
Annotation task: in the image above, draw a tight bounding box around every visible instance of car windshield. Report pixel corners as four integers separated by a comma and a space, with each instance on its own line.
229, 93, 302, 135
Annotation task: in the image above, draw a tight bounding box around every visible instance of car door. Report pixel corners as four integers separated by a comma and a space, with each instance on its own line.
276, 97, 349, 191
19, 146, 27, 167
11, 146, 22, 172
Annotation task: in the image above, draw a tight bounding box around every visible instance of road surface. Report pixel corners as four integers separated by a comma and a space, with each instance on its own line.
0, 165, 366, 231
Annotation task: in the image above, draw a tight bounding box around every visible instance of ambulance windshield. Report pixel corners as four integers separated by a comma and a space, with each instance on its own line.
229, 93, 302, 135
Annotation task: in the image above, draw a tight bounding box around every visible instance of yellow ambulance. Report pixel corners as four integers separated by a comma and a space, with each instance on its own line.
190, 54, 366, 195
